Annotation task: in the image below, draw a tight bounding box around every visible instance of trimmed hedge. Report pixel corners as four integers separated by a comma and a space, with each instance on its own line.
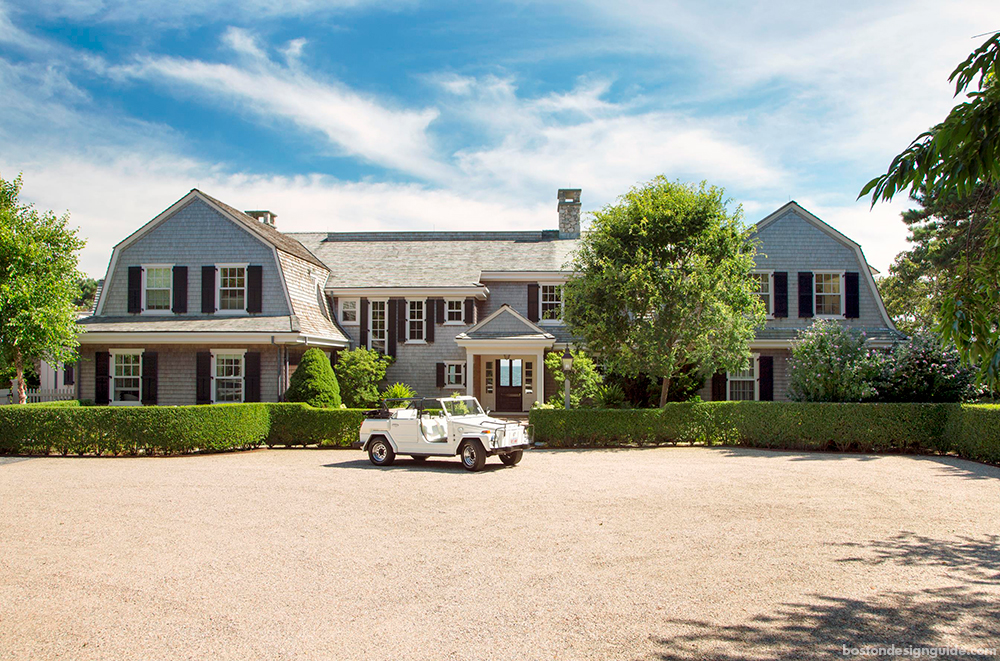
0, 403, 368, 456
265, 403, 367, 448
529, 402, 998, 464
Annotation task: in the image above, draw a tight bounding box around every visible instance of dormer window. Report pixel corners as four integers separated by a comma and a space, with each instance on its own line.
340, 298, 359, 325
218, 265, 247, 312
446, 299, 464, 324
143, 266, 172, 312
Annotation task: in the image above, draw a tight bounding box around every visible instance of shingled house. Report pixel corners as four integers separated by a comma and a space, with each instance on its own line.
74, 189, 899, 410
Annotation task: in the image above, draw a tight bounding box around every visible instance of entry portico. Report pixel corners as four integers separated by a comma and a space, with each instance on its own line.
455, 305, 556, 413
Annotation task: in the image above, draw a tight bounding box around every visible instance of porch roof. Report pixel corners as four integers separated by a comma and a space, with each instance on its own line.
456, 305, 555, 342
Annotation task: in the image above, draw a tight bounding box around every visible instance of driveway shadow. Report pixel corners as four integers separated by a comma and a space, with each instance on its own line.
836, 531, 1000, 585
323, 457, 509, 473
651, 586, 1000, 660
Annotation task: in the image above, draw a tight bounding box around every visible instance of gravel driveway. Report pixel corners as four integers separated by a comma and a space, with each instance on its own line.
1, 447, 998, 660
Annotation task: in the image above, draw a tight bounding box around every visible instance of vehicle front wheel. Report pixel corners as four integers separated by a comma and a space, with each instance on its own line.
368, 437, 395, 467
499, 450, 523, 466
460, 440, 487, 472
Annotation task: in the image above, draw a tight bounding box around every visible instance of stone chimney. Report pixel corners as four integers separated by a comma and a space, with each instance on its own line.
245, 210, 277, 227
557, 188, 581, 239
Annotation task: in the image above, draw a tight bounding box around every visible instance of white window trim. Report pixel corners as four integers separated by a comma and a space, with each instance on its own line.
109, 348, 144, 406
367, 298, 389, 353
216, 263, 249, 316
406, 298, 427, 344
726, 354, 759, 402
140, 264, 174, 316
444, 360, 466, 388
752, 270, 774, 319
538, 282, 563, 326
813, 270, 846, 319
339, 297, 360, 326
210, 349, 247, 404
444, 298, 465, 326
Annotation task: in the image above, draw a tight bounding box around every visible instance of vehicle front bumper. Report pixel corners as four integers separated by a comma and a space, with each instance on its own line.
490, 442, 531, 455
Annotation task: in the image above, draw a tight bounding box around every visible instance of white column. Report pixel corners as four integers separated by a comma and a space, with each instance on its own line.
536, 350, 545, 405
465, 349, 475, 396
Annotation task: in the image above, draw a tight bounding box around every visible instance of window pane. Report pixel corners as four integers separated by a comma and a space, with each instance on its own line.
541, 285, 562, 320
815, 274, 841, 315
511, 359, 522, 387
216, 379, 243, 402
341, 300, 357, 322
146, 289, 170, 310
447, 300, 463, 321
370, 301, 387, 352
408, 300, 424, 340
219, 267, 246, 310
499, 360, 510, 387
147, 268, 171, 289
729, 380, 755, 401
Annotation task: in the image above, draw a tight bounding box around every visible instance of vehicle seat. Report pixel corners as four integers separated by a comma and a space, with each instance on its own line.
420, 417, 448, 442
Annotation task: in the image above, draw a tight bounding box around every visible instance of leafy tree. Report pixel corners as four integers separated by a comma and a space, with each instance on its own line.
563, 177, 765, 407
75, 277, 98, 310
875, 332, 976, 403
787, 321, 883, 402
861, 33, 1000, 388
286, 348, 342, 408
0, 174, 85, 404
543, 350, 603, 408
334, 347, 392, 408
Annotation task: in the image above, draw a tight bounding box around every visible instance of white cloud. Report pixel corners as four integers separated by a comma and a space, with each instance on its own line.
24, 0, 415, 23
114, 29, 448, 180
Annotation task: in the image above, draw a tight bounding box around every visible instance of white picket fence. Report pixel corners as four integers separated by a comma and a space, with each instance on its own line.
0, 388, 76, 404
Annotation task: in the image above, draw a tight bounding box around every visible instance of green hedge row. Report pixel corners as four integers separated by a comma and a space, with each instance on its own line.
529, 402, 998, 464
0, 403, 367, 456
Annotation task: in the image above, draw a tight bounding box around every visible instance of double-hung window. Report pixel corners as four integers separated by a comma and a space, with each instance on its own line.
727, 358, 758, 401
445, 361, 465, 387
213, 352, 244, 403
218, 265, 247, 312
143, 266, 172, 312
752, 272, 771, 316
540, 284, 563, 322
815, 272, 843, 317
445, 299, 464, 324
369, 300, 387, 353
340, 299, 359, 325
407, 299, 426, 342
111, 350, 142, 404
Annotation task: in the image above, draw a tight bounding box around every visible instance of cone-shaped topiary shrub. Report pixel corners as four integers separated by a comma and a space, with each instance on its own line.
286, 348, 342, 408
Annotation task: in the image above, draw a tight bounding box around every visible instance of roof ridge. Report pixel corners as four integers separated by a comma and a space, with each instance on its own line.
317, 230, 563, 243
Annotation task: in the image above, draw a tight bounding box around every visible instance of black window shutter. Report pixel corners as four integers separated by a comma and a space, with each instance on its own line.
141, 353, 158, 406
758, 356, 774, 401
247, 265, 263, 314
711, 371, 726, 402
172, 266, 188, 314
436, 298, 445, 323
127, 266, 143, 314
464, 298, 474, 324
773, 272, 788, 318
63, 363, 75, 387
436, 362, 446, 388
527, 284, 539, 322
798, 272, 814, 318
201, 266, 217, 314
245, 352, 261, 402
95, 352, 110, 405
426, 299, 435, 343
360, 298, 368, 348
845, 272, 860, 318
387, 300, 398, 358
396, 299, 407, 342
196, 352, 213, 404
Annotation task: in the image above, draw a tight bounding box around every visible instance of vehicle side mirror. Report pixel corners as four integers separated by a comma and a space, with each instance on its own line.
486, 409, 491, 415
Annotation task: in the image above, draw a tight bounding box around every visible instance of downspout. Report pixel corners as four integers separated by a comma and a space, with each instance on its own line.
271, 336, 280, 402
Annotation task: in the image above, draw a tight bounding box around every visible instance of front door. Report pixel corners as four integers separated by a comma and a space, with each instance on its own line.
496, 359, 523, 412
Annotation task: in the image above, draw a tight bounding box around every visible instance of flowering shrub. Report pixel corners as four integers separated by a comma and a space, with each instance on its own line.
876, 332, 976, 403
788, 320, 882, 402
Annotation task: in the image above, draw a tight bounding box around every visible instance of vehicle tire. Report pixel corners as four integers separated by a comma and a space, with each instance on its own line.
367, 437, 395, 467
411, 455, 428, 462
499, 450, 523, 466
460, 439, 487, 472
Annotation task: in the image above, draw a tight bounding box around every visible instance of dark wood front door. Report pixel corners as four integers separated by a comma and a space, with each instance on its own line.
496, 359, 523, 412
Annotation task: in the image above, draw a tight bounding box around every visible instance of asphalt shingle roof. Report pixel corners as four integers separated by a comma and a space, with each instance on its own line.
288, 231, 580, 288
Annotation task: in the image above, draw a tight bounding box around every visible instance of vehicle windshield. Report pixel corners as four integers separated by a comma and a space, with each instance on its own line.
441, 397, 484, 417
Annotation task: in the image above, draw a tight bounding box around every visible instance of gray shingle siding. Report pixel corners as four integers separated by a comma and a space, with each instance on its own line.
752, 209, 891, 334
100, 198, 289, 317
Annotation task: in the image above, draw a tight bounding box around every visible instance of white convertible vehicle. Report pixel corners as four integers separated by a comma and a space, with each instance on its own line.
355, 396, 530, 471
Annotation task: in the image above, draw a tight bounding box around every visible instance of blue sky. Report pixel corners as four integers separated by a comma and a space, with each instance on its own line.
1, 0, 997, 278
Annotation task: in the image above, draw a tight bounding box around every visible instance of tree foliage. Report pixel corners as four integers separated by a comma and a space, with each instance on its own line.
286, 348, 342, 408
861, 33, 1000, 388
0, 174, 85, 403
875, 332, 977, 403
563, 177, 765, 406
787, 321, 882, 402
75, 277, 98, 310
334, 347, 392, 409
543, 350, 603, 408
